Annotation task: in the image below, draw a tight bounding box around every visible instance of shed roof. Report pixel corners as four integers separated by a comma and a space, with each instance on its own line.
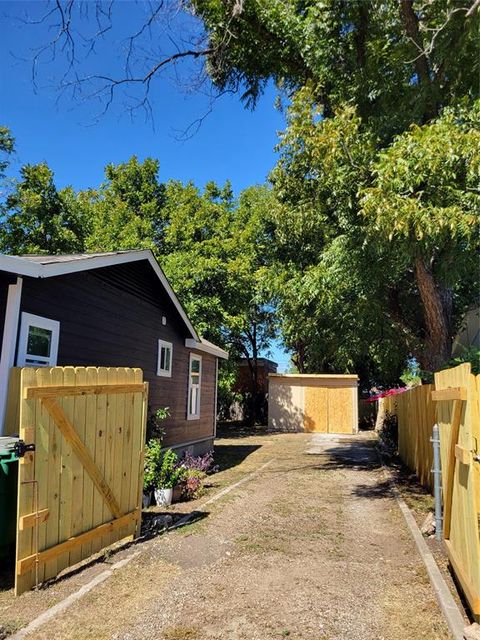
269, 373, 358, 379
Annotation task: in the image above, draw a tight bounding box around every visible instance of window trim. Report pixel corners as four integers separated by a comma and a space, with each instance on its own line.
187, 353, 202, 420
17, 312, 60, 367
157, 339, 173, 377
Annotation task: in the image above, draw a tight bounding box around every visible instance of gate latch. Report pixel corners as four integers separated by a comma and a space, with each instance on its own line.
12, 440, 36, 458
473, 437, 480, 463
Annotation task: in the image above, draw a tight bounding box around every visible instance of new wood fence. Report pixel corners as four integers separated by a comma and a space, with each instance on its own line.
380, 364, 480, 621
382, 385, 436, 491
434, 364, 480, 622
5, 366, 148, 596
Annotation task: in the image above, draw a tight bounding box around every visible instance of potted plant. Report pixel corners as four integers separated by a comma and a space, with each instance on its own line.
154, 448, 184, 507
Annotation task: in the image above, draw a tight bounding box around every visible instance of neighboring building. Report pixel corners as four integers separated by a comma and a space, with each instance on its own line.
229, 358, 278, 424
452, 307, 480, 357
0, 250, 228, 454
234, 357, 278, 395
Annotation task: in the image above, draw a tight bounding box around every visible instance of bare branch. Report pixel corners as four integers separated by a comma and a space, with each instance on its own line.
7, 0, 237, 129
466, 0, 480, 16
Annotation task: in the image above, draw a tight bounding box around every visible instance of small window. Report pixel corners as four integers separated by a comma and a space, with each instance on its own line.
187, 354, 202, 420
17, 313, 60, 367
157, 340, 173, 377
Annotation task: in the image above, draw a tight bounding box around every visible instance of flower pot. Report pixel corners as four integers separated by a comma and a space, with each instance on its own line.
154, 487, 173, 507
142, 490, 152, 508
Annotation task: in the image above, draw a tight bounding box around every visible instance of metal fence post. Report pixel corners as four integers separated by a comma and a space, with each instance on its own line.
431, 423, 442, 541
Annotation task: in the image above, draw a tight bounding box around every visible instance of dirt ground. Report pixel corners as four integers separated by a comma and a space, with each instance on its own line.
0, 431, 466, 640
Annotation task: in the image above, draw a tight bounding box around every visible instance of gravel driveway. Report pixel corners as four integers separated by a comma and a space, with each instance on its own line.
3, 432, 452, 640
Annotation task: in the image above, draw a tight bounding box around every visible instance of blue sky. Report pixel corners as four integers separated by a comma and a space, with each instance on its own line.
0, 2, 291, 370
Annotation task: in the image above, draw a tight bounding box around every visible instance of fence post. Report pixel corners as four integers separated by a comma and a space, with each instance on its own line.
431, 423, 442, 541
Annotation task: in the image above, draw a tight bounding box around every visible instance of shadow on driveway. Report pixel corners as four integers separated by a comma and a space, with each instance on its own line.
214, 444, 262, 472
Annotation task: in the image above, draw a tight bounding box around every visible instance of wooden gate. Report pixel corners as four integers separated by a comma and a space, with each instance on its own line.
10, 366, 147, 596
433, 363, 480, 621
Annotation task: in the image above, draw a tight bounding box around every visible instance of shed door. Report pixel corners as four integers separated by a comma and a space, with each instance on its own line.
304, 385, 354, 434
304, 387, 328, 432
327, 387, 353, 433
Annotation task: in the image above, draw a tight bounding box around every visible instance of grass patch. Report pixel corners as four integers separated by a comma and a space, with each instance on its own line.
173, 520, 207, 538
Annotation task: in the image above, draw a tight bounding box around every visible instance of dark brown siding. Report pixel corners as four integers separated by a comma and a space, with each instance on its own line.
19, 262, 216, 447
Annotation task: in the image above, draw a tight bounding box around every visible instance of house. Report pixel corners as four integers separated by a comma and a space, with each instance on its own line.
0, 250, 228, 454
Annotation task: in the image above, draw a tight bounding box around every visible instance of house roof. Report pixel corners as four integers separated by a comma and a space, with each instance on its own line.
17, 252, 128, 264
186, 337, 229, 360
0, 250, 228, 358
239, 357, 278, 369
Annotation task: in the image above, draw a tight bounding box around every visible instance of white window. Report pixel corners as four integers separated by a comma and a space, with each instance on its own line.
157, 340, 173, 377
17, 312, 60, 367
187, 353, 202, 420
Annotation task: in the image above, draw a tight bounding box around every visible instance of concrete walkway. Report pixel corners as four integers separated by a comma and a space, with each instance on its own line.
5, 432, 456, 640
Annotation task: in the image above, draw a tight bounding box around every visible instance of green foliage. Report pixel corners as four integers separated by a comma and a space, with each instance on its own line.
263, 91, 479, 382
86, 156, 165, 252
361, 101, 480, 255
399, 361, 422, 388
143, 439, 163, 491
157, 180, 277, 405
448, 347, 480, 375
0, 153, 276, 396
192, 0, 479, 383
156, 448, 182, 489
193, 0, 479, 136
146, 406, 170, 441
144, 442, 182, 490
0, 163, 91, 254
0, 126, 14, 179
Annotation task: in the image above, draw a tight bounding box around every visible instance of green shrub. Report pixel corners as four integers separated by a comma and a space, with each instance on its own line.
379, 411, 398, 453
144, 441, 183, 490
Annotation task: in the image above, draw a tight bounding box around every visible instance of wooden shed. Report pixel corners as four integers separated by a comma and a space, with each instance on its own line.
268, 374, 358, 434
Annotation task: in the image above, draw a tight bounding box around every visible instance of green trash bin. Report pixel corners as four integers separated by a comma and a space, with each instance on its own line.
0, 436, 20, 559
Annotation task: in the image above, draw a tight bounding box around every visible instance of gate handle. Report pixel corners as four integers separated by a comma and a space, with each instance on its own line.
13, 440, 35, 458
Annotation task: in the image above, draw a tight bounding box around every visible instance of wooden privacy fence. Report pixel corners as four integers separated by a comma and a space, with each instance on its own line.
380, 364, 480, 621
5, 366, 148, 596
382, 385, 436, 491
434, 363, 480, 621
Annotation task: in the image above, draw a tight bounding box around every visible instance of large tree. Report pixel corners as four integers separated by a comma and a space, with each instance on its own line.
190, 1, 480, 376
361, 101, 480, 370
268, 89, 479, 379
194, 0, 479, 128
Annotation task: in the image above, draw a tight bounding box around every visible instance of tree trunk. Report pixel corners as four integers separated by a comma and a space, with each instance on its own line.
399, 0, 438, 121
414, 255, 452, 371
292, 341, 306, 373
251, 327, 259, 426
